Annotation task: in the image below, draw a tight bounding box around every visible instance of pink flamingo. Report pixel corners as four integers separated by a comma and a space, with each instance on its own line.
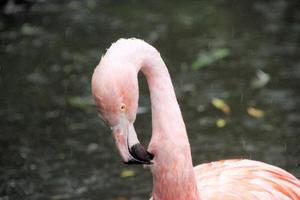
91, 38, 300, 199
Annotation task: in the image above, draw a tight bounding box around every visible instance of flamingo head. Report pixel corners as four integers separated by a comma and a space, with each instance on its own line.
91, 59, 154, 165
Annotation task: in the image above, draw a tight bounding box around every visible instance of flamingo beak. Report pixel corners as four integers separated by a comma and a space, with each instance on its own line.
111, 114, 154, 165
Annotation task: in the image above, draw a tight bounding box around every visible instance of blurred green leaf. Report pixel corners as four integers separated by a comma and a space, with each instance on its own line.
192, 48, 230, 70
247, 107, 265, 118
120, 169, 135, 178
21, 23, 42, 36
250, 70, 270, 89
68, 96, 94, 109
216, 118, 226, 128
211, 98, 231, 114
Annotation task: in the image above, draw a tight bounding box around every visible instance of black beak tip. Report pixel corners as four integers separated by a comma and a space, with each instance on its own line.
148, 151, 154, 160
128, 143, 154, 165
123, 160, 152, 165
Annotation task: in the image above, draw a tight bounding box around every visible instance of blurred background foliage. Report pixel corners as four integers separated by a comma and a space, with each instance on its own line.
0, 0, 300, 199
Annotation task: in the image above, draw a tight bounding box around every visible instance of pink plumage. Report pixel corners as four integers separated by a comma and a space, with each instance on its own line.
195, 159, 300, 199
91, 38, 300, 200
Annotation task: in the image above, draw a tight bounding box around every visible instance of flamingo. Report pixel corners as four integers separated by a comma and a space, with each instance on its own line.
91, 38, 300, 200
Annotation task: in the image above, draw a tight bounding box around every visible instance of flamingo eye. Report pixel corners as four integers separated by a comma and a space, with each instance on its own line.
120, 103, 126, 112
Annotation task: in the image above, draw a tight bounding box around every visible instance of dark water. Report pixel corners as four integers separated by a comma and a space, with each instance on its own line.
1, 0, 299, 199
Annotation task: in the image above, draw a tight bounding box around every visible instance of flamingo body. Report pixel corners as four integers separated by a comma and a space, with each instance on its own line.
91, 38, 300, 200
195, 159, 300, 199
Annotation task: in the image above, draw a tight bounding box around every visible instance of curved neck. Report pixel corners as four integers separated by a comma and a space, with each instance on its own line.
107, 39, 200, 200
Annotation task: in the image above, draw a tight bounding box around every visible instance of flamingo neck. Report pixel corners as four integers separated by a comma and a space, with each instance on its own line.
107, 39, 200, 200
139, 44, 200, 200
